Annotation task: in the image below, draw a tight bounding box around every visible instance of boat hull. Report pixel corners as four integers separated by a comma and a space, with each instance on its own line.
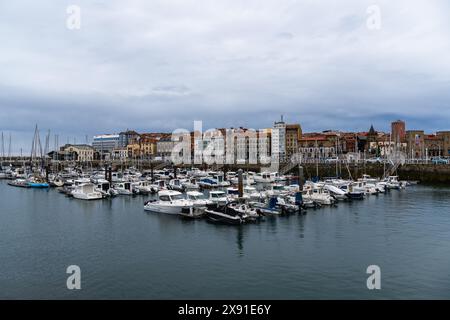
205, 210, 244, 225
72, 193, 103, 200
144, 203, 190, 215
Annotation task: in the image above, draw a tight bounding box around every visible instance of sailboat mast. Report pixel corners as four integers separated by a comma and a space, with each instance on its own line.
1, 132, 4, 164
8, 133, 12, 163
315, 139, 319, 179
335, 136, 338, 177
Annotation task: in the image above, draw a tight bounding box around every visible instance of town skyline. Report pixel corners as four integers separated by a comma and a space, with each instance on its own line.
1, 1, 450, 154
3, 118, 448, 161
2, 116, 450, 156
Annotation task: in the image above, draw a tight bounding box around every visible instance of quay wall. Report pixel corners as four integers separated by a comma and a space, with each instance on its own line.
211, 163, 450, 183
5, 159, 450, 184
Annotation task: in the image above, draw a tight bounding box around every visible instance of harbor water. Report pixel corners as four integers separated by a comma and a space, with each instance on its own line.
1, 180, 450, 299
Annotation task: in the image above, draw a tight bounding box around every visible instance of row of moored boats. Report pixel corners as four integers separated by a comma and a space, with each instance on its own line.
1, 166, 413, 225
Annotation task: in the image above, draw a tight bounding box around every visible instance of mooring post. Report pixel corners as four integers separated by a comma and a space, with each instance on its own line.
298, 165, 304, 191
108, 166, 112, 185
238, 169, 243, 200
297, 164, 304, 214
150, 161, 154, 182
223, 165, 227, 181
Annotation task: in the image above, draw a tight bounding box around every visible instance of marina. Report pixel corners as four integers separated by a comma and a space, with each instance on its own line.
0, 163, 417, 222
1, 177, 450, 299
2, 0, 450, 308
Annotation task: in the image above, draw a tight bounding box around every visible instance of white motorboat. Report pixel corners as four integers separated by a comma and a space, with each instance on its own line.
71, 183, 103, 200
7, 178, 30, 188
254, 172, 278, 183
93, 179, 116, 197
264, 183, 288, 197
47, 174, 65, 187
186, 191, 211, 208
385, 176, 401, 189
187, 168, 208, 178
339, 184, 365, 200
168, 179, 185, 192
359, 174, 379, 184
182, 178, 200, 190
324, 184, 348, 200
113, 181, 134, 195
243, 186, 264, 201
375, 182, 386, 193
208, 190, 229, 205
144, 190, 193, 214
303, 185, 335, 205
354, 181, 378, 195
148, 180, 167, 194
133, 180, 154, 195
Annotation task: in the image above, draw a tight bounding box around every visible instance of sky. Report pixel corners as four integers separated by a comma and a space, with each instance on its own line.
1, 0, 450, 154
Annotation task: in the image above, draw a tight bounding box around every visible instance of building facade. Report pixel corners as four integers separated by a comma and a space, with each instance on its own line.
285, 124, 302, 159
406, 130, 425, 158
92, 134, 120, 154
118, 130, 140, 148
127, 137, 157, 158
272, 117, 286, 160
437, 131, 450, 157
112, 148, 129, 160
391, 120, 406, 144
424, 134, 444, 157
156, 137, 175, 158
60, 144, 95, 162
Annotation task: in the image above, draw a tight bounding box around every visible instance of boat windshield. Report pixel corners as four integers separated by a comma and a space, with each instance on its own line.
171, 194, 185, 201
211, 192, 224, 198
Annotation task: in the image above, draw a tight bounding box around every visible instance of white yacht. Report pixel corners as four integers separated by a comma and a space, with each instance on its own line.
182, 178, 200, 190
71, 183, 103, 200
186, 191, 211, 208
144, 190, 193, 214
133, 181, 154, 194
354, 181, 378, 195
385, 176, 401, 189
94, 179, 116, 197
168, 179, 185, 192
254, 172, 278, 183
243, 186, 264, 201
323, 184, 348, 200
113, 181, 134, 195
303, 185, 335, 205
208, 190, 229, 205
264, 183, 288, 197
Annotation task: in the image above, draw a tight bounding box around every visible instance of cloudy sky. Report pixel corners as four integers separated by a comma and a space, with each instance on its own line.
1, 0, 450, 153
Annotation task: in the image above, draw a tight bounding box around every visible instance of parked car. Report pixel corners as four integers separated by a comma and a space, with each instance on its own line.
431, 157, 449, 164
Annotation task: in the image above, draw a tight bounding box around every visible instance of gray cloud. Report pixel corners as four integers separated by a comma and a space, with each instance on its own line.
1, 0, 450, 154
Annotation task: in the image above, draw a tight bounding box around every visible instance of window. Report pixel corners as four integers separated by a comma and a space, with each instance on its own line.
159, 195, 171, 201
